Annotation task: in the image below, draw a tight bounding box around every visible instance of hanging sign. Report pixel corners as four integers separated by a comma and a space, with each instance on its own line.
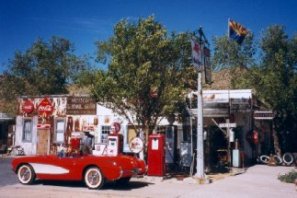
219, 122, 237, 128
37, 97, 54, 117
191, 37, 203, 71
253, 110, 274, 120
204, 47, 212, 84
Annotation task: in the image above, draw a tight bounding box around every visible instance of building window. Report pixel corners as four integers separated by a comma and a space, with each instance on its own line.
101, 126, 110, 143
23, 119, 32, 142
55, 119, 65, 143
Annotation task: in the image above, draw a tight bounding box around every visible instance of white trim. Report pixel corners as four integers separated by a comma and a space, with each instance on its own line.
30, 163, 69, 174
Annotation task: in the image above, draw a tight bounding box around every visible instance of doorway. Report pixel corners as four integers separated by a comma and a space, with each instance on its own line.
37, 129, 50, 155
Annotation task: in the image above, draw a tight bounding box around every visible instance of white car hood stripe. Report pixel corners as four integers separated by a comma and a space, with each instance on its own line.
30, 163, 69, 174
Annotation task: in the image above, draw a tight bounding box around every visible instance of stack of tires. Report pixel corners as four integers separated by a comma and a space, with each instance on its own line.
259, 153, 296, 166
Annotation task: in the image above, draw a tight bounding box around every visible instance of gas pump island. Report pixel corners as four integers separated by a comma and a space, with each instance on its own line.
72, 123, 167, 177
91, 131, 167, 177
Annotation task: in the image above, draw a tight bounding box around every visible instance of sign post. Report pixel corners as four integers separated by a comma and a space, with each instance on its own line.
192, 28, 205, 180
218, 119, 237, 167
191, 27, 211, 181
195, 71, 204, 179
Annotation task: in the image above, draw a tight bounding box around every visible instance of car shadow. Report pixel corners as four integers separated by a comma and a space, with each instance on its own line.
102, 181, 153, 190
34, 180, 153, 190
0, 158, 20, 187
32, 180, 82, 187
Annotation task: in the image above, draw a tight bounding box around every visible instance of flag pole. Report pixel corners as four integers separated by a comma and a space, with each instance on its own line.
228, 18, 230, 38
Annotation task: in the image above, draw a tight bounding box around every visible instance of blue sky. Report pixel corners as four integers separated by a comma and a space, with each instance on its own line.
1, 0, 296, 72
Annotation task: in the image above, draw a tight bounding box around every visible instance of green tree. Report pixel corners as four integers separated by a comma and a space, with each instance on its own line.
86, 16, 194, 146
0, 36, 87, 114
213, 26, 297, 153
212, 34, 256, 88
253, 26, 297, 153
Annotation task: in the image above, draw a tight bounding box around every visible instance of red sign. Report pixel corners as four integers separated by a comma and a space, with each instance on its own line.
37, 124, 51, 129
21, 99, 34, 114
129, 137, 144, 153
37, 97, 54, 117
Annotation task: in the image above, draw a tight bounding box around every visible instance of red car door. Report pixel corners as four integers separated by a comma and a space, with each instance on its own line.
34, 155, 84, 181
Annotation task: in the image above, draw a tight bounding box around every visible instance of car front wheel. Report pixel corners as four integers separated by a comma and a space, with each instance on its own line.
17, 164, 35, 185
84, 167, 104, 189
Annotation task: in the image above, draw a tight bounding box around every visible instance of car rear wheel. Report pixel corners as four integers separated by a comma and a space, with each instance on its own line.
17, 164, 35, 185
84, 167, 104, 189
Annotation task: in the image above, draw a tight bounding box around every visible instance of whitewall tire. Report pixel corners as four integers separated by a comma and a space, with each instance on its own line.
84, 167, 104, 189
17, 164, 35, 185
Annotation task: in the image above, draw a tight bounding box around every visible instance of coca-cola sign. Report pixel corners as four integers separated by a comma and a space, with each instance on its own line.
21, 99, 34, 114
37, 97, 54, 117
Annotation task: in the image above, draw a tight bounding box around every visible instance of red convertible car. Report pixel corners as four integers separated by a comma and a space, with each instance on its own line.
11, 154, 146, 189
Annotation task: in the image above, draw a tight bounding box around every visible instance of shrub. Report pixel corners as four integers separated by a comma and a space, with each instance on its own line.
278, 170, 297, 183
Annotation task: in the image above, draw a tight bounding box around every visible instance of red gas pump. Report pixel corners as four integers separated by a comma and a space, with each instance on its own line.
147, 134, 165, 176
70, 137, 81, 151
68, 132, 82, 155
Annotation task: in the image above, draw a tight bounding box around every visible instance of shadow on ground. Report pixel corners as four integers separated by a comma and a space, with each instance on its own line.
34, 180, 153, 190
0, 158, 19, 187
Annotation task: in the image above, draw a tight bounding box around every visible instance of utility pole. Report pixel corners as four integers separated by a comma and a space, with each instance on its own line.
195, 70, 204, 179
195, 27, 207, 179
191, 27, 210, 180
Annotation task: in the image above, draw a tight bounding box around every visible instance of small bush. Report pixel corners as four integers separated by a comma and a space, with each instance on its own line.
278, 170, 297, 183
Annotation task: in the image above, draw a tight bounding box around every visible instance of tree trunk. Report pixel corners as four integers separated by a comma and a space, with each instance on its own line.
272, 124, 282, 156
143, 126, 150, 161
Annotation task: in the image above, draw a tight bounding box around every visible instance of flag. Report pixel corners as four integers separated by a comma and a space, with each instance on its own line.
191, 38, 203, 69
228, 19, 248, 44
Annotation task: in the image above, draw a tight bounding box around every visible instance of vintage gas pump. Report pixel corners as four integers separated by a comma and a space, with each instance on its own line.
147, 134, 165, 176
165, 126, 175, 164
107, 134, 123, 156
